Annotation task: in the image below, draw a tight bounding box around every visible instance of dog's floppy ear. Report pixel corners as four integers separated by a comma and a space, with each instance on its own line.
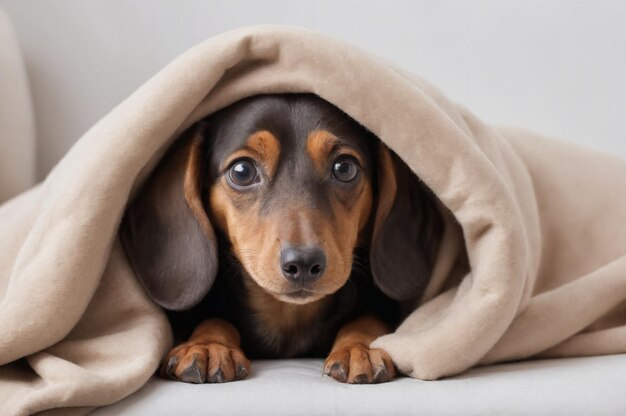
120, 125, 218, 311
370, 143, 443, 301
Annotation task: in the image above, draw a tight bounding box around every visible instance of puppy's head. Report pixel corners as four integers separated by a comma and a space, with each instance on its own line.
204, 95, 375, 304
121, 94, 442, 310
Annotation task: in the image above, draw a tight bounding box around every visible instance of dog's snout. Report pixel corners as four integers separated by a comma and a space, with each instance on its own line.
280, 246, 327, 284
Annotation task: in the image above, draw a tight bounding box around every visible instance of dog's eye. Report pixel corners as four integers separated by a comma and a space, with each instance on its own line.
228, 160, 258, 187
332, 157, 359, 183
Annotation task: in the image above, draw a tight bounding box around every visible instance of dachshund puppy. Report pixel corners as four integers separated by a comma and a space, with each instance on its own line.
121, 94, 442, 384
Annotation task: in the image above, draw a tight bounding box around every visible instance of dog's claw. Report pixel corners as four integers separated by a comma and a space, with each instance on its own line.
351, 374, 369, 384
236, 364, 248, 380
324, 362, 335, 372
164, 356, 178, 378
373, 366, 389, 383
326, 362, 347, 382
324, 344, 395, 384
179, 361, 204, 384
208, 367, 225, 383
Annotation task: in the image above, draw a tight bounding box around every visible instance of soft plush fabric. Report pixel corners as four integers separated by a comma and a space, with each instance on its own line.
0, 7, 35, 204
1, 25, 626, 415
91, 355, 626, 416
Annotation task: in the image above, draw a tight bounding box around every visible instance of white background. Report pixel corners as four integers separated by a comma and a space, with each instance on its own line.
1, 0, 625, 179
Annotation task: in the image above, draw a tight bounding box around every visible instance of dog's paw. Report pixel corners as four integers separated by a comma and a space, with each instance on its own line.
160, 342, 251, 383
323, 343, 395, 384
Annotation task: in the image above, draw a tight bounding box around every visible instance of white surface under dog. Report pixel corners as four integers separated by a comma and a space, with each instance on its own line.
94, 355, 626, 416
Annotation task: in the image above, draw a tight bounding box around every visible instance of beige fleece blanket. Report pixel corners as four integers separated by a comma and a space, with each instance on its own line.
2, 26, 626, 415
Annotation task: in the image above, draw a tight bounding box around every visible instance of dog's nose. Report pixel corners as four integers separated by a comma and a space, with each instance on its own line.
280, 246, 327, 285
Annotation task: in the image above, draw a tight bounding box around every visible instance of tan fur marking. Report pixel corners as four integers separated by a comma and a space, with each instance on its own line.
330, 315, 389, 351
306, 130, 365, 175
188, 318, 241, 348
222, 130, 281, 178
208, 181, 237, 235
307, 130, 337, 173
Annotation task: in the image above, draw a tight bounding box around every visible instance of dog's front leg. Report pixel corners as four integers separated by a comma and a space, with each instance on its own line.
324, 315, 396, 384
160, 318, 250, 383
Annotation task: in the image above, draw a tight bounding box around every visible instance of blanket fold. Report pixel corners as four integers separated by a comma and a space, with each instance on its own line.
1, 26, 625, 414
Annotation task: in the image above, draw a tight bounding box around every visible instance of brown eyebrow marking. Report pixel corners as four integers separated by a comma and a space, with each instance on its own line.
222, 130, 281, 178
306, 130, 364, 175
